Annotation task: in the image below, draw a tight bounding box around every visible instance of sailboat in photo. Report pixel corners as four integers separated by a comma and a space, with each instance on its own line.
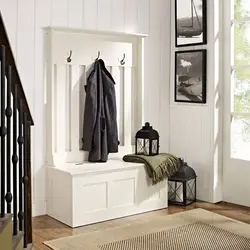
177, 0, 203, 38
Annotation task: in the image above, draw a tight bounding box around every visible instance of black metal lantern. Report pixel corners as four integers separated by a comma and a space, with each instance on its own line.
135, 122, 159, 156
168, 158, 197, 206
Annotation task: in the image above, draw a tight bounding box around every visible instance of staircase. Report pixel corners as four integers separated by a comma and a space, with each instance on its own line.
0, 12, 34, 250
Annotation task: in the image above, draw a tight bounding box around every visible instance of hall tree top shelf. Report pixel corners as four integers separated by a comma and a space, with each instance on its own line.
44, 26, 148, 38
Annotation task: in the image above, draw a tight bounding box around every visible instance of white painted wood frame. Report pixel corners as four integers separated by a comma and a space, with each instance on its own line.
45, 29, 169, 227
45, 28, 145, 167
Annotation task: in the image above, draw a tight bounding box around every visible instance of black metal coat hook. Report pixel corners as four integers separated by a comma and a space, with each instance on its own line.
95, 51, 101, 61
67, 50, 72, 63
120, 53, 126, 65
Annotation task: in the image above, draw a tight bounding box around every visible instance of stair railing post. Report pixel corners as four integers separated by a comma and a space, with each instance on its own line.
18, 99, 24, 231
12, 81, 18, 235
1, 45, 6, 218
27, 121, 32, 244
23, 112, 28, 248
6, 65, 13, 214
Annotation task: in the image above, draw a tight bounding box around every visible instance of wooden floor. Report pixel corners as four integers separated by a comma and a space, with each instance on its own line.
32, 201, 250, 250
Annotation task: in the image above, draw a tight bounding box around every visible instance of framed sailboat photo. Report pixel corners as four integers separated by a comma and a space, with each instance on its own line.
175, 0, 207, 47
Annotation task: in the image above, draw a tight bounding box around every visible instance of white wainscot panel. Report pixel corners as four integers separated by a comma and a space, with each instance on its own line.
75, 182, 108, 212
169, 105, 212, 201
109, 178, 135, 208
46, 160, 168, 227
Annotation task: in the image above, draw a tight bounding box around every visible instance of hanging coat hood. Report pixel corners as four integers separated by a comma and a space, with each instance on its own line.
82, 59, 119, 162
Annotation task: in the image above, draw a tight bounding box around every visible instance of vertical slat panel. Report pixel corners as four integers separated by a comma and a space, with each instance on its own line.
56, 64, 67, 153
131, 67, 136, 144
111, 66, 123, 145
137, 0, 150, 34
79, 66, 86, 149
138, 38, 144, 127
67, 0, 83, 29
52, 64, 57, 153
6, 66, 12, 213
34, 0, 51, 210
111, 0, 125, 32
0, 0, 18, 57
106, 66, 111, 73
65, 65, 71, 151
159, 0, 171, 152
143, 0, 161, 128
1, 45, 6, 217
83, 0, 98, 29
125, 0, 138, 33
70, 65, 80, 153
51, 0, 67, 27
123, 67, 132, 146
16, 0, 35, 112
98, 0, 112, 30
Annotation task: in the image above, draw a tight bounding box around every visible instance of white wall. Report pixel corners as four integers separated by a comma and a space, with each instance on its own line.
169, 0, 223, 203
0, 0, 228, 216
0, 0, 171, 216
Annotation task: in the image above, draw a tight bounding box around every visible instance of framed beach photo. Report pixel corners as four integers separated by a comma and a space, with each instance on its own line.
175, 0, 207, 47
175, 49, 207, 104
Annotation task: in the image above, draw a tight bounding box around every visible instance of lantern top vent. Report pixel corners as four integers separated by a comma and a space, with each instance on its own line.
136, 122, 159, 139
169, 158, 197, 181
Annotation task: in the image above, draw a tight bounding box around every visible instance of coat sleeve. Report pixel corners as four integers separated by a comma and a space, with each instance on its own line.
82, 77, 97, 151
105, 86, 119, 153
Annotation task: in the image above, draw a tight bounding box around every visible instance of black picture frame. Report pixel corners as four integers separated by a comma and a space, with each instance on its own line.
175, 0, 207, 47
175, 49, 207, 104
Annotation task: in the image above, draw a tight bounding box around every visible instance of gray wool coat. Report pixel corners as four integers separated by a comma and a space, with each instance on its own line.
82, 59, 119, 162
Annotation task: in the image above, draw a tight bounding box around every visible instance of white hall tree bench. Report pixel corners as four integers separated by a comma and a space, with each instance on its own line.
46, 160, 168, 227
45, 28, 168, 228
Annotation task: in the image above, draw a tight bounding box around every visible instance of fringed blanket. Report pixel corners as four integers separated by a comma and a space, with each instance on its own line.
123, 153, 181, 185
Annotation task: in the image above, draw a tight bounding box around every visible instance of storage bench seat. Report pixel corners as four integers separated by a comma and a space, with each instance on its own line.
46, 159, 168, 228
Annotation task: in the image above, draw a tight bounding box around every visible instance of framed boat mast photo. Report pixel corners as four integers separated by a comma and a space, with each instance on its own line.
175, 0, 207, 47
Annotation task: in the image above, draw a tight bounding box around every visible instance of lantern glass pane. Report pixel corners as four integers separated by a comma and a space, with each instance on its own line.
136, 139, 150, 155
168, 181, 183, 203
152, 139, 158, 154
136, 138, 144, 154
144, 139, 150, 155
186, 179, 196, 202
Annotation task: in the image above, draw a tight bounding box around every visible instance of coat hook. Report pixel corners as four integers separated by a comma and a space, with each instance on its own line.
120, 53, 125, 65
67, 50, 72, 63
95, 51, 101, 61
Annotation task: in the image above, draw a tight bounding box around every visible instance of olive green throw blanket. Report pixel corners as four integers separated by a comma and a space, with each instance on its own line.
123, 153, 181, 185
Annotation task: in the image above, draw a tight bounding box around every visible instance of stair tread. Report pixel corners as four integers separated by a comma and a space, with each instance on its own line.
0, 213, 12, 234
12, 231, 24, 250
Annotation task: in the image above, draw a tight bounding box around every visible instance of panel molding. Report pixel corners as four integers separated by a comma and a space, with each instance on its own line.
47, 162, 168, 227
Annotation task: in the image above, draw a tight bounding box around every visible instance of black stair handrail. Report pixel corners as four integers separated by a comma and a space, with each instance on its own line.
0, 11, 33, 249
0, 12, 33, 125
